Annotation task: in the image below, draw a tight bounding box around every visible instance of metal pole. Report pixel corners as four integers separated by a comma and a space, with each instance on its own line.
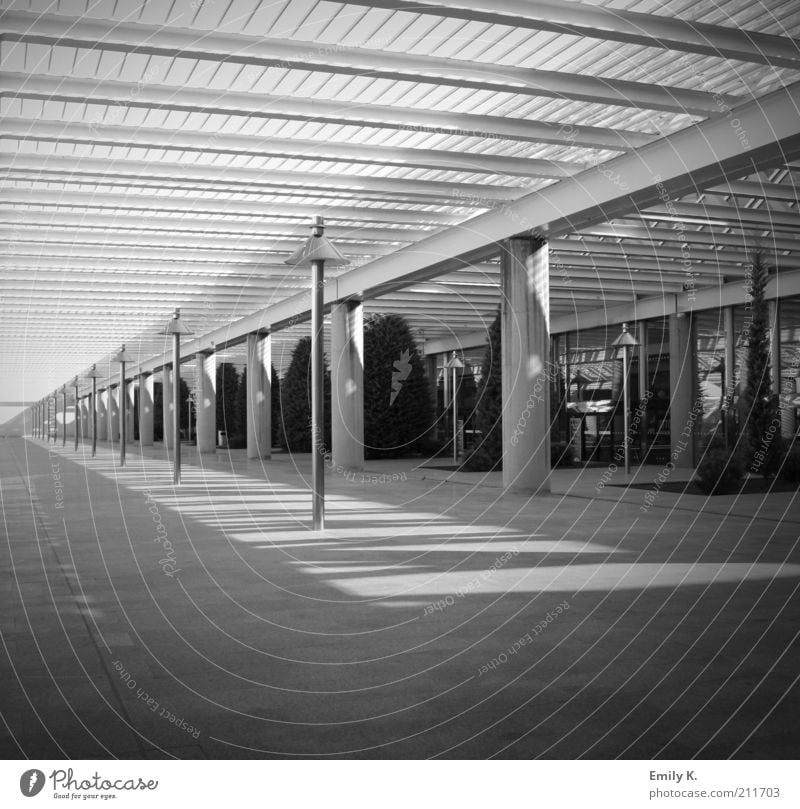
62, 388, 67, 447
638, 321, 648, 461
452, 364, 458, 464
92, 380, 97, 457
623, 344, 630, 475
311, 257, 325, 530
173, 334, 181, 485
74, 384, 80, 450
119, 363, 127, 467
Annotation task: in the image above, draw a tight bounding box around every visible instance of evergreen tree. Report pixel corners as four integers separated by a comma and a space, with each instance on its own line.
465, 310, 503, 471
233, 368, 247, 440
153, 381, 163, 441
179, 378, 190, 435
742, 251, 781, 476
271, 364, 281, 447
278, 337, 330, 452
363, 314, 434, 459
216, 362, 240, 439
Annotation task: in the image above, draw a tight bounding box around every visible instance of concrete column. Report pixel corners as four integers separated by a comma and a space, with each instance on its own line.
501, 236, 550, 493
126, 380, 135, 443
81, 398, 89, 442
669, 313, 695, 467
139, 373, 154, 446
246, 332, 271, 459
331, 300, 364, 471
62, 389, 69, 444
96, 390, 108, 440
195, 351, 217, 454
109, 385, 120, 444
163, 366, 175, 449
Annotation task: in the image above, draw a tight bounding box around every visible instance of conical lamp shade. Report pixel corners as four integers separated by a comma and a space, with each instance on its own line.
163, 310, 194, 335
285, 233, 349, 268
113, 346, 135, 363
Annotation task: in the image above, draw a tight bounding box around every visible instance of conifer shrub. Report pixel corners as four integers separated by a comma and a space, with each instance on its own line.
278, 337, 331, 452
363, 314, 434, 459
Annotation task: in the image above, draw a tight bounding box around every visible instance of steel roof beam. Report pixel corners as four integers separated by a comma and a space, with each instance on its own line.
0, 119, 579, 179
324, 82, 800, 304
0, 154, 524, 202
576, 222, 800, 252
0, 216, 424, 245
343, 0, 800, 70
0, 187, 457, 227
0, 10, 735, 115
0, 73, 652, 151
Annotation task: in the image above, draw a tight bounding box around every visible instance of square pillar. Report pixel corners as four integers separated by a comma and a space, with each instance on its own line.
195, 351, 217, 454
97, 389, 108, 440
163, 365, 175, 450
81, 398, 89, 441
246, 332, 271, 460
67, 394, 75, 441
109, 385, 120, 444
501, 236, 550, 493
139, 373, 154, 446
126, 380, 135, 443
669, 313, 695, 467
331, 300, 364, 471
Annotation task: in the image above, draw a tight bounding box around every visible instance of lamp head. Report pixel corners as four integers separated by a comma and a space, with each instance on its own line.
163, 307, 193, 335
611, 322, 640, 351
284, 217, 350, 268
113, 344, 135, 363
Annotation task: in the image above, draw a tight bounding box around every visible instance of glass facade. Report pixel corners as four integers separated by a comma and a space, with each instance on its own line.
552, 296, 800, 467
553, 320, 672, 465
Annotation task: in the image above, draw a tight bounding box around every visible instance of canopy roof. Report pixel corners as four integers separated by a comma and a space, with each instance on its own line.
2, 0, 800, 406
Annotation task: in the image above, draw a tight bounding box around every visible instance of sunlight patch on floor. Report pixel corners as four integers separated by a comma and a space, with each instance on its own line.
325, 562, 800, 600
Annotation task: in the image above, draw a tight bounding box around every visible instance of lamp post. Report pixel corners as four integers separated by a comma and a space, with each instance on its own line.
444, 352, 465, 464
85, 364, 103, 458
73, 377, 80, 451
611, 322, 640, 475
60, 386, 67, 447
163, 309, 193, 485
285, 217, 349, 531
113, 345, 134, 467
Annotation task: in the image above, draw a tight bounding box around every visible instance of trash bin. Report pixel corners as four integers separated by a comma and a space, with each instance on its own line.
217, 430, 228, 448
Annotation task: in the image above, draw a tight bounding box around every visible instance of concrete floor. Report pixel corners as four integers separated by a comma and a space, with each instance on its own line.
2, 435, 799, 759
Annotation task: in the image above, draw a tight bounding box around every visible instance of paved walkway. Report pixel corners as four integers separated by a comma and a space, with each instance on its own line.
1, 436, 798, 759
